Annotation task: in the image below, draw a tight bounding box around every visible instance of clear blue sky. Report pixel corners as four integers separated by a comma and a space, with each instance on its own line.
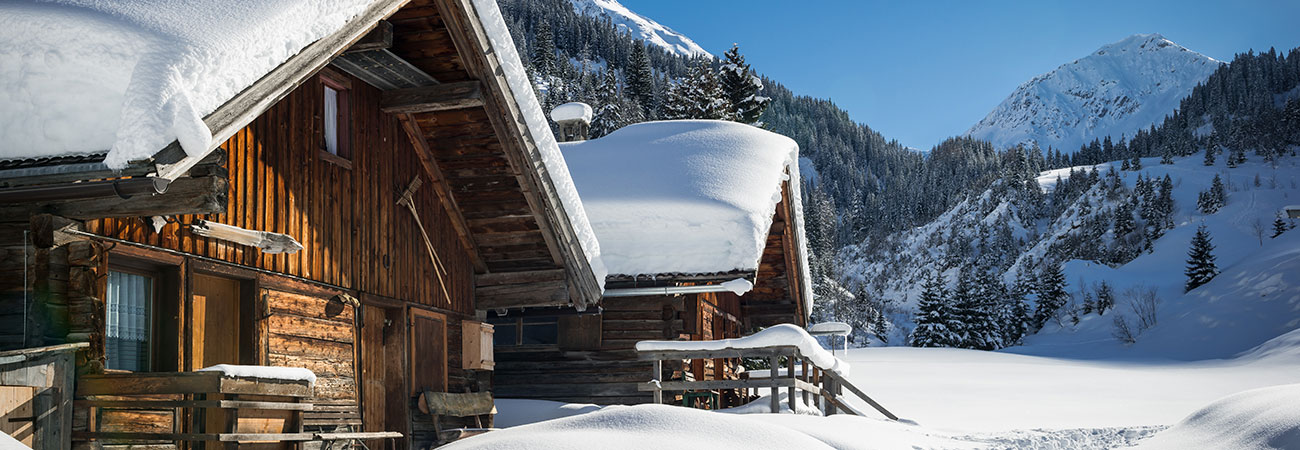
621, 0, 1300, 150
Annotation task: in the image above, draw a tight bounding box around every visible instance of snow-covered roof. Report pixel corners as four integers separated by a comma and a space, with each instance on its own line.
560, 120, 810, 289
550, 102, 594, 124
0, 0, 378, 167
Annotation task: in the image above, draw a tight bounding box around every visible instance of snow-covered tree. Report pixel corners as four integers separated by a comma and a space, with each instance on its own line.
910, 272, 960, 348
624, 42, 656, 116
1094, 281, 1115, 315
1033, 261, 1069, 330
1184, 225, 1219, 292
719, 44, 770, 125
1275, 214, 1291, 238
530, 20, 557, 78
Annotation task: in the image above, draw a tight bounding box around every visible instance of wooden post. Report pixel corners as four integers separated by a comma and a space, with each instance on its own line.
652, 359, 663, 404
813, 366, 822, 411
786, 354, 796, 413
823, 376, 837, 416
800, 357, 810, 406
768, 355, 780, 413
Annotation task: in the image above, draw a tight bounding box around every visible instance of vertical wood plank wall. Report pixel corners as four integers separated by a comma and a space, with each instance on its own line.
86, 69, 475, 315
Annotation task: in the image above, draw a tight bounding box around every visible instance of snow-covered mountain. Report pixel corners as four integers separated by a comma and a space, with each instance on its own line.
838, 152, 1300, 351
568, 0, 711, 58
967, 33, 1221, 153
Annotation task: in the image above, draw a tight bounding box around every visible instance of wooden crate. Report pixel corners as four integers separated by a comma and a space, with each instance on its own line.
0, 385, 37, 447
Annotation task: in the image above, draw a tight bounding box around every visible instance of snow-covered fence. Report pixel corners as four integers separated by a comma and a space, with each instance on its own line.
635, 325, 897, 420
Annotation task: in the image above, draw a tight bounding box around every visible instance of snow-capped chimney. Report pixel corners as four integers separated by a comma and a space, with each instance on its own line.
550, 102, 593, 142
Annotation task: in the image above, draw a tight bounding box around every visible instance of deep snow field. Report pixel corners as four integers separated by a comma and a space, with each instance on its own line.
458, 336, 1300, 449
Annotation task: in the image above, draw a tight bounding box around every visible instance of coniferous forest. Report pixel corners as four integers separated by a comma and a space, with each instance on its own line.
499, 0, 1300, 349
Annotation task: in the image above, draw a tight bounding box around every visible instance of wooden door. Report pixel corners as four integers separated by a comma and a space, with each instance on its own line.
362, 305, 408, 448
408, 309, 447, 397
191, 274, 242, 369
190, 274, 243, 449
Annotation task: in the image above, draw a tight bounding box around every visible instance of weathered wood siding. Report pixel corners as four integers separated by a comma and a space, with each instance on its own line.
85, 67, 475, 314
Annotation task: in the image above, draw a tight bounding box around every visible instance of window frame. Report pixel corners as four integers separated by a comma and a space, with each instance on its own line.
318, 67, 353, 167
488, 316, 560, 349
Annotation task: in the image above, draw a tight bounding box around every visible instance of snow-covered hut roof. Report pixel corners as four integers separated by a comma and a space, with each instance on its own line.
550, 102, 594, 124
0, 0, 382, 166
559, 120, 811, 312
0, 0, 608, 299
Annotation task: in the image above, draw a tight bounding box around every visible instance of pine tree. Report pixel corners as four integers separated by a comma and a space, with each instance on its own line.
685, 60, 727, 119
590, 69, 642, 138
1094, 281, 1114, 315
1275, 214, 1290, 238
624, 42, 656, 116
910, 272, 960, 348
1160, 148, 1174, 164
1130, 154, 1142, 171
719, 44, 771, 125
1203, 144, 1216, 166
659, 79, 692, 120
530, 20, 556, 78
1184, 225, 1219, 292
998, 280, 1030, 347
1032, 261, 1069, 331
1198, 174, 1227, 214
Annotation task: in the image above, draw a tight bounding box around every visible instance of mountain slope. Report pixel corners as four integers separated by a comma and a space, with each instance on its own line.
968, 33, 1220, 153
568, 0, 711, 58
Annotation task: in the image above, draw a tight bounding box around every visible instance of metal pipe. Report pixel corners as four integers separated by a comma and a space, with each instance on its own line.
0, 177, 170, 204
602, 284, 742, 298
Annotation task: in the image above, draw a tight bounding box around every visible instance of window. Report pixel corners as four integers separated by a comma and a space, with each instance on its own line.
320, 69, 352, 162
106, 270, 153, 371
488, 316, 558, 347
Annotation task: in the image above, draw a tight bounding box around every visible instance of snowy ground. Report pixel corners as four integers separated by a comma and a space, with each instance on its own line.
476, 330, 1300, 449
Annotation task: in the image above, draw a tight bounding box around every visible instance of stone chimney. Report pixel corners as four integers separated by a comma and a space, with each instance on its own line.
549, 102, 592, 142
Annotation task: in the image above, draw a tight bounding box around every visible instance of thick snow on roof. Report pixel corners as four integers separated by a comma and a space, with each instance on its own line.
550, 102, 593, 123
471, 0, 608, 286
560, 120, 810, 289
0, 0, 377, 167
636, 324, 849, 375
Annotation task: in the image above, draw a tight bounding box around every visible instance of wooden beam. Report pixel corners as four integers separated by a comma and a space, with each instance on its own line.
475, 268, 565, 287
397, 113, 489, 274
381, 82, 483, 113
345, 20, 393, 53
0, 176, 227, 220
474, 280, 569, 310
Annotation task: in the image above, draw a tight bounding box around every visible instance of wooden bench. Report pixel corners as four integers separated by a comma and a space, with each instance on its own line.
303, 401, 401, 450
418, 390, 495, 446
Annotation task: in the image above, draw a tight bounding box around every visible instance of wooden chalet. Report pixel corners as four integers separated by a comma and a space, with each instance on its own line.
491, 120, 813, 407
0, 0, 603, 448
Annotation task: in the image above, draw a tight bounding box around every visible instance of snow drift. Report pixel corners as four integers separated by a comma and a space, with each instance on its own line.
636, 324, 850, 375
1133, 383, 1300, 449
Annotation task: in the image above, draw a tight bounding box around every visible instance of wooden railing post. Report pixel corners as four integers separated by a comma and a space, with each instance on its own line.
785, 353, 796, 413
767, 355, 780, 413
800, 357, 810, 407
652, 359, 663, 404
823, 376, 837, 416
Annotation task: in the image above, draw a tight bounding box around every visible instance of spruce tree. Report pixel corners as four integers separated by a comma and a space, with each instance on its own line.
1203, 145, 1216, 166
1274, 214, 1290, 238
910, 272, 960, 348
530, 20, 556, 79
719, 44, 771, 124
1184, 225, 1219, 292
1094, 281, 1114, 315
624, 42, 656, 116
1130, 154, 1142, 171
685, 60, 727, 119
1032, 261, 1069, 331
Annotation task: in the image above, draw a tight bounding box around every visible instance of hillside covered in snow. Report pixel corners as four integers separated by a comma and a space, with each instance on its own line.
568, 0, 710, 58
967, 33, 1220, 154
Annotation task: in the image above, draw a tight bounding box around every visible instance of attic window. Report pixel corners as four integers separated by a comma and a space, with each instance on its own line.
320, 69, 352, 165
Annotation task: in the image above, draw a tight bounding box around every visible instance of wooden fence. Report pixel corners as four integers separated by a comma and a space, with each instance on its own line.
637, 345, 897, 420
0, 342, 85, 449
